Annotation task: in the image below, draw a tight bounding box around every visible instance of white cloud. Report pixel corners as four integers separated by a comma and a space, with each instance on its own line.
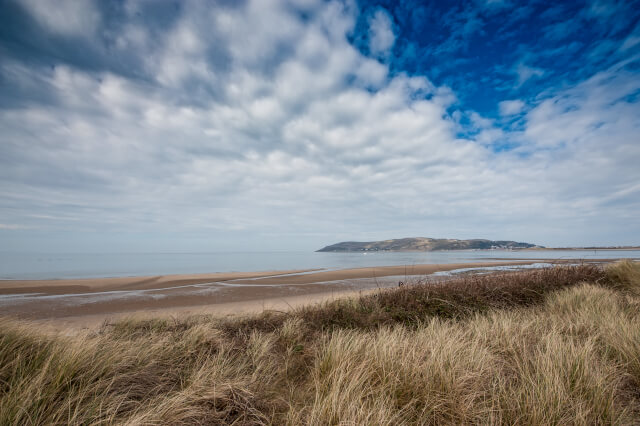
586, 0, 618, 18
515, 62, 545, 87
368, 9, 395, 56
620, 35, 640, 52
0, 0, 639, 250
484, 0, 509, 6
20, 0, 99, 36
0, 224, 29, 230
499, 99, 525, 116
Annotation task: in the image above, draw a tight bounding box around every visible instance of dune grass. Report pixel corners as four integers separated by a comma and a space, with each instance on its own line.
1, 261, 639, 424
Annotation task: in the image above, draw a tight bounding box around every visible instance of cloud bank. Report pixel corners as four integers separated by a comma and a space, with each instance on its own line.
0, 0, 639, 252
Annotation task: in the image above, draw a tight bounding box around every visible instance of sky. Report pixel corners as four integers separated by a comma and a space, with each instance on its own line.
1, 0, 639, 253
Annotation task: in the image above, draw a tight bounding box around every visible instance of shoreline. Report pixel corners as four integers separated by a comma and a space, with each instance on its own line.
317, 247, 640, 253
0, 259, 621, 330
0, 260, 567, 295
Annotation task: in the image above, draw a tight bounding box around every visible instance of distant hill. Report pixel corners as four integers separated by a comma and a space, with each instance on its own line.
317, 237, 542, 252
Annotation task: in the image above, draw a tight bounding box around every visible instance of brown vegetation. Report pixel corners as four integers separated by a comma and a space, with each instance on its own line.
1, 261, 639, 424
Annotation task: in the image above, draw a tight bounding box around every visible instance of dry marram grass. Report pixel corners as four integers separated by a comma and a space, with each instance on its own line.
1, 261, 639, 424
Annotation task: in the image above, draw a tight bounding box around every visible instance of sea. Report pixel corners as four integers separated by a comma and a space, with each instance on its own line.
1, 249, 639, 280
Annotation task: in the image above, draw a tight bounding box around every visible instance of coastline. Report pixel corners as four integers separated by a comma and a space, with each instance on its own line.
0, 260, 587, 328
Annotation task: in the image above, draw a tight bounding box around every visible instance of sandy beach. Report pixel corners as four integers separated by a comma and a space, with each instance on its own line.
0, 259, 605, 330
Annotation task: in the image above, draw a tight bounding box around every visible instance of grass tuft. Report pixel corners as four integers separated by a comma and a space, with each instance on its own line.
1, 262, 639, 424
606, 259, 640, 294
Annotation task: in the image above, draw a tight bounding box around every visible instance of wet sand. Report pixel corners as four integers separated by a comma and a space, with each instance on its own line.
0, 269, 321, 295
0, 260, 587, 328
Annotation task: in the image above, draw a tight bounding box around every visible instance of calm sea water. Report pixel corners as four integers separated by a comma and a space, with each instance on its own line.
1, 250, 639, 280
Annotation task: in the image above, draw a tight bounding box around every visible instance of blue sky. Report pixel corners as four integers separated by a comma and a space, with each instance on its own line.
1, 0, 639, 252
366, 1, 640, 111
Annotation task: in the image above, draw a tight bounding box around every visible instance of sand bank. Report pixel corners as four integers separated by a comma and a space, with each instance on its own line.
0, 269, 320, 295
